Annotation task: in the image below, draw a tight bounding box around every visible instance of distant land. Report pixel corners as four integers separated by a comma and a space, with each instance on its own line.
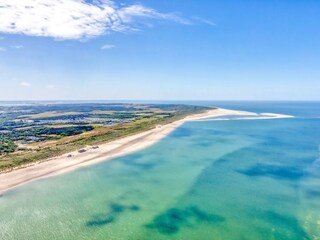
0, 102, 210, 172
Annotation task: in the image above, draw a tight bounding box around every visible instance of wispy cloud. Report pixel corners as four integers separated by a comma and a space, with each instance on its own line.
192, 17, 216, 26
46, 85, 55, 89
101, 44, 115, 50
118, 5, 191, 25
0, 0, 188, 40
0, 47, 6, 51
11, 45, 23, 49
20, 81, 31, 87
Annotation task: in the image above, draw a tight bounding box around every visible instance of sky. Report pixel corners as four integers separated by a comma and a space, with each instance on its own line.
0, 0, 319, 101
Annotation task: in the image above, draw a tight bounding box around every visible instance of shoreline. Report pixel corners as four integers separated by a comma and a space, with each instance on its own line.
0, 108, 293, 193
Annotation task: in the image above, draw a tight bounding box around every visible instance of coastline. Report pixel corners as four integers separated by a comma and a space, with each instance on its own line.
0, 108, 293, 193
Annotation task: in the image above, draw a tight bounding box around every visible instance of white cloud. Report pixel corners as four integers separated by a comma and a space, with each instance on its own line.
0, 0, 188, 40
46, 85, 55, 89
0, 47, 6, 51
192, 17, 216, 26
20, 81, 31, 87
101, 44, 115, 50
117, 5, 190, 25
11, 45, 23, 49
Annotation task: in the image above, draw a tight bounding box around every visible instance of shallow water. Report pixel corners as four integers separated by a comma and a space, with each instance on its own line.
0, 102, 320, 239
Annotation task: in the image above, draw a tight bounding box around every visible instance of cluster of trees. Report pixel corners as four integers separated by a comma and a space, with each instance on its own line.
0, 121, 33, 131
46, 126, 94, 136
0, 139, 17, 154
36, 114, 89, 121
0, 126, 94, 142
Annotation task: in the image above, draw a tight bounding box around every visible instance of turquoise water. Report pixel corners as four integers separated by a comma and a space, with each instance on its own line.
1, 102, 320, 239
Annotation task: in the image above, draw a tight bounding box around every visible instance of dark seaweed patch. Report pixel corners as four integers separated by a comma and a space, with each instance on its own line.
306, 189, 320, 198
87, 215, 115, 227
146, 208, 189, 234
110, 203, 125, 213
237, 164, 305, 180
86, 203, 141, 228
145, 206, 224, 235
129, 205, 140, 211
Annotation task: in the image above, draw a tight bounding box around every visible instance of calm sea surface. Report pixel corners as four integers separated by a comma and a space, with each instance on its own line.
1, 102, 320, 239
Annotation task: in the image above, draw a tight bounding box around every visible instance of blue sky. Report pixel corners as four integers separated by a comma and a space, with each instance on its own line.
0, 0, 319, 100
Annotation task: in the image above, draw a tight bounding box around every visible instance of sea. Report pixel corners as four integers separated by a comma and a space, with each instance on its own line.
0, 101, 319, 240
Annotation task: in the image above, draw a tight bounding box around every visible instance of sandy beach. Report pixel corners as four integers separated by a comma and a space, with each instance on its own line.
0, 108, 293, 193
